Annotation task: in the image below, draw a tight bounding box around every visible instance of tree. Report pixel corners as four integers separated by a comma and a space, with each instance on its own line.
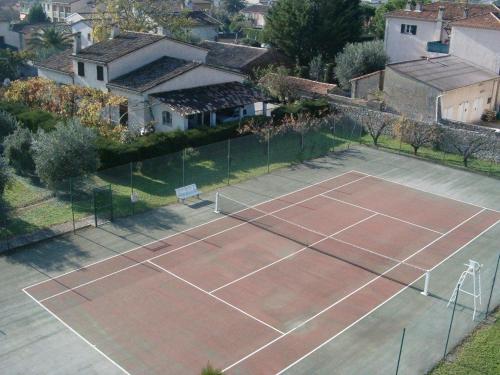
0, 109, 21, 143
0, 157, 10, 197
3, 127, 35, 174
258, 66, 298, 103
393, 117, 441, 155
446, 129, 497, 168
343, 106, 394, 146
308, 54, 325, 82
0, 49, 33, 81
27, 3, 48, 24
334, 40, 387, 89
229, 14, 251, 39
28, 27, 72, 56
281, 112, 323, 150
32, 120, 100, 188
264, 0, 362, 64
221, 0, 246, 14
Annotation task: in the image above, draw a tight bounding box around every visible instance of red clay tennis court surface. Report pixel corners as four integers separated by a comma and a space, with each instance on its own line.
23, 171, 500, 375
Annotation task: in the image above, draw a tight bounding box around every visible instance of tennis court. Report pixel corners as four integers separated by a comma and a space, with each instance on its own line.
22, 170, 500, 375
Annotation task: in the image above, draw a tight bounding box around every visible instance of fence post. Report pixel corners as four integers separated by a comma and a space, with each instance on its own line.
443, 284, 460, 360
109, 184, 114, 221
92, 188, 97, 228
70, 177, 75, 234
182, 148, 186, 186
130, 162, 134, 215
395, 328, 406, 375
267, 128, 270, 174
227, 138, 231, 185
485, 254, 500, 317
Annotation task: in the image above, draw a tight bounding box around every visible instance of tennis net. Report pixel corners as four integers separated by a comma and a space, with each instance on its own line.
215, 192, 429, 288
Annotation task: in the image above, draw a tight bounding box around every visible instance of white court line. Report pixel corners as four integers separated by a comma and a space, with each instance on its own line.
275, 218, 500, 375
24, 170, 362, 291
209, 213, 379, 294
22, 289, 131, 375
319, 194, 444, 235
222, 209, 486, 372
359, 171, 500, 214
35, 174, 370, 302
146, 260, 284, 335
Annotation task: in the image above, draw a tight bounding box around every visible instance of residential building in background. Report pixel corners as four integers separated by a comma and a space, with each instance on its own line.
36, 28, 268, 132
384, 1, 498, 63
40, 0, 97, 22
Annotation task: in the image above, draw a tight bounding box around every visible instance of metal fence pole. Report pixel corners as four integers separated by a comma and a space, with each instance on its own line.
109, 184, 114, 221
182, 148, 186, 186
485, 254, 500, 317
70, 177, 75, 234
443, 285, 460, 359
92, 189, 97, 228
267, 129, 270, 174
395, 328, 406, 375
130, 162, 134, 215
227, 138, 231, 185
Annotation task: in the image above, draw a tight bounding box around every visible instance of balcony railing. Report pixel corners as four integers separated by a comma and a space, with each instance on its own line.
427, 41, 449, 54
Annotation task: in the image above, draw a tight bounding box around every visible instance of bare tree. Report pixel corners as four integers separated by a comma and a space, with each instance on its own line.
393, 117, 441, 155
281, 113, 323, 150
446, 129, 497, 167
343, 107, 394, 146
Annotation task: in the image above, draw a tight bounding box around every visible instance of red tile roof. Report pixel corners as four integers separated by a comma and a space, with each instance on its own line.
452, 12, 500, 31
386, 1, 499, 22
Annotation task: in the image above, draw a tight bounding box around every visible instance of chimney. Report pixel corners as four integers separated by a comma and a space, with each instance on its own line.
73, 32, 81, 54
110, 24, 120, 39
415, 1, 423, 12
405, 0, 412, 11
437, 6, 445, 21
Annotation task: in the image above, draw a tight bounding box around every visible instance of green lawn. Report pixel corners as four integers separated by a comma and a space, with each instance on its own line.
430, 310, 500, 375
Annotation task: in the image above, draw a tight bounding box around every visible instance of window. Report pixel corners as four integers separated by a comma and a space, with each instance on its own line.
96, 66, 104, 81
119, 103, 128, 125
400, 24, 417, 35
162, 111, 172, 125
88, 33, 92, 42
487, 97, 492, 104
77, 62, 85, 77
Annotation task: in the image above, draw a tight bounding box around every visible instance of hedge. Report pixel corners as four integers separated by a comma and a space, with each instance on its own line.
96, 121, 243, 170
0, 101, 58, 132
272, 99, 331, 122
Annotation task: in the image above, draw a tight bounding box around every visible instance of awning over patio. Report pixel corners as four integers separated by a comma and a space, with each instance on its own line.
152, 82, 268, 116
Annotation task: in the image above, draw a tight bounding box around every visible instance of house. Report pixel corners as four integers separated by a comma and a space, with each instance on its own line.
449, 10, 500, 74
384, 56, 500, 123
0, 21, 71, 51
241, 4, 270, 29
156, 10, 221, 42
40, 0, 97, 23
36, 28, 268, 132
199, 40, 290, 75
384, 1, 498, 63
0, 18, 21, 50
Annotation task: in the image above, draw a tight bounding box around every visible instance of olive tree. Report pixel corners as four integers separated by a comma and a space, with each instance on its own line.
393, 117, 441, 155
3, 127, 35, 174
32, 120, 100, 188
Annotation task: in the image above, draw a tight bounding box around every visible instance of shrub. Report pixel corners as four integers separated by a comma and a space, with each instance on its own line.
272, 99, 331, 122
0, 157, 10, 197
0, 109, 21, 143
200, 363, 223, 375
96, 121, 242, 169
32, 120, 99, 188
3, 127, 35, 174
0, 101, 59, 132
334, 40, 388, 89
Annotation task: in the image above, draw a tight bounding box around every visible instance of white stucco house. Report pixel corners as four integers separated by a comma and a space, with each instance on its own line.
384, 1, 499, 63
40, 0, 96, 23
241, 4, 270, 29
35, 28, 268, 132
450, 11, 500, 75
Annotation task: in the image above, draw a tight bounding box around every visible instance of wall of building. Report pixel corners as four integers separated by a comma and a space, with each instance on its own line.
107, 38, 208, 81
145, 65, 244, 94
351, 70, 384, 99
109, 88, 149, 131
150, 101, 188, 132
450, 26, 500, 75
190, 26, 218, 42
384, 67, 441, 122
37, 67, 74, 85
0, 21, 22, 49
72, 60, 108, 90
384, 17, 443, 63
441, 79, 499, 123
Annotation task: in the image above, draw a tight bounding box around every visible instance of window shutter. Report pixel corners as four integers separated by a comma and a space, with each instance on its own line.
411, 25, 417, 35
400, 24, 405, 33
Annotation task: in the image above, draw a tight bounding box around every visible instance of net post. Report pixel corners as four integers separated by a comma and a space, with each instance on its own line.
421, 271, 430, 296
214, 192, 220, 214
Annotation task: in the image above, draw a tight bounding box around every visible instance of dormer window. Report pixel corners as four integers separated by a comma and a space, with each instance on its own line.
401, 24, 417, 35
77, 62, 85, 77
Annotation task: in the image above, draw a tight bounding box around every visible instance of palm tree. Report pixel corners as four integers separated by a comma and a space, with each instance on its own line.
28, 27, 72, 58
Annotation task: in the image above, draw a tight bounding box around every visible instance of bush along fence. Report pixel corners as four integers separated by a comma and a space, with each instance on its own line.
0, 118, 361, 247
333, 103, 500, 175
